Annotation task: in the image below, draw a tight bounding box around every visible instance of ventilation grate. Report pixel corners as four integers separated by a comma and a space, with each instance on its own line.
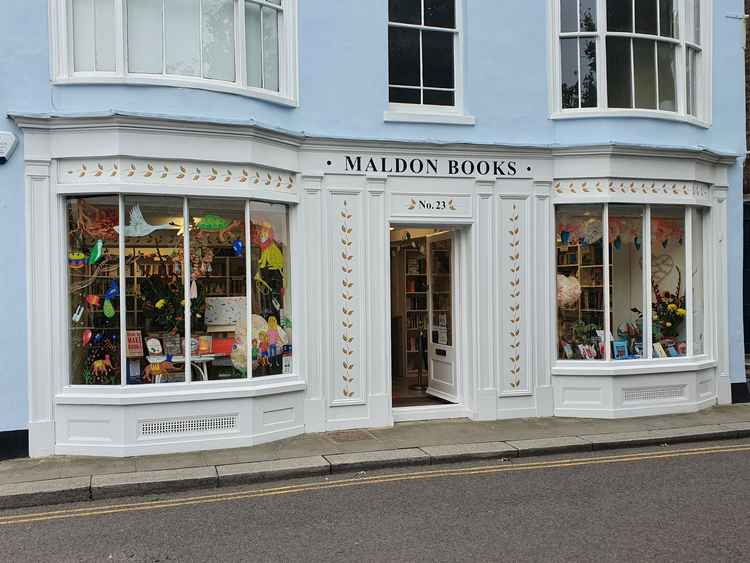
139, 414, 238, 438
623, 386, 684, 403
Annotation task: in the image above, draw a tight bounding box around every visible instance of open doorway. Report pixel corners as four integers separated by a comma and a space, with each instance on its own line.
390, 226, 459, 408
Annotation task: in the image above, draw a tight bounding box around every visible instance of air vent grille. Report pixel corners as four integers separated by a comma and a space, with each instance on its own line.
139, 414, 238, 438
623, 386, 684, 403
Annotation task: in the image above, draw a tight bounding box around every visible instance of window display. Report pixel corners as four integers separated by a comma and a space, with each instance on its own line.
67, 195, 291, 385
556, 203, 705, 362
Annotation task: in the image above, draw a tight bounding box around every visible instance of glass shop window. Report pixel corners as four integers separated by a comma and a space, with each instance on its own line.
556, 203, 706, 361
67, 195, 292, 385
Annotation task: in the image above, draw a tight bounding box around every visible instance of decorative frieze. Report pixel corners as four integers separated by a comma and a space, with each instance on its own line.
59, 158, 296, 193
552, 179, 711, 204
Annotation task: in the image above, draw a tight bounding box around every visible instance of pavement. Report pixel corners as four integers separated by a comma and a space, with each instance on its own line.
2, 404, 750, 510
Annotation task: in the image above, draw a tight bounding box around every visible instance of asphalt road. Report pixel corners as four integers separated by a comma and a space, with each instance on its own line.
2, 440, 750, 562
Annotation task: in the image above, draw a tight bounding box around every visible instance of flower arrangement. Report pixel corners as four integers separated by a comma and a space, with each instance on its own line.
652, 266, 686, 338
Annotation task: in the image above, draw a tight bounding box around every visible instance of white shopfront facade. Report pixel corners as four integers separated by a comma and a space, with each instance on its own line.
15, 114, 734, 457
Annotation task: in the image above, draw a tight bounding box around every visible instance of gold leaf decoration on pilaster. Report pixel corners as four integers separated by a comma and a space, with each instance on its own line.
340, 200, 355, 398
508, 204, 522, 389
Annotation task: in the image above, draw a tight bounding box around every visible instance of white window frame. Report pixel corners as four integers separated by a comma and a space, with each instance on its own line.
553, 202, 711, 366
384, 0, 475, 125
49, 0, 299, 107
549, 0, 712, 126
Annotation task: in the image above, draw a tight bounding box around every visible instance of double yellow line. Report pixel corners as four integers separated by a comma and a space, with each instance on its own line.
2, 442, 749, 526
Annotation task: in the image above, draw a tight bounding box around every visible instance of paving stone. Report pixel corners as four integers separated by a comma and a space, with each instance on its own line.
583, 425, 736, 449
720, 421, 750, 437
506, 436, 592, 456
217, 456, 330, 487
0, 476, 91, 509
420, 442, 519, 463
91, 466, 217, 499
325, 448, 429, 473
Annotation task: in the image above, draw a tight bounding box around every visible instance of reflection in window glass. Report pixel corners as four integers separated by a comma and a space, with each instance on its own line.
165, 0, 201, 77
124, 197, 185, 384
422, 31, 455, 89
424, 0, 455, 28
580, 38, 597, 108
388, 27, 420, 87
635, 0, 658, 35
657, 43, 677, 111
691, 208, 705, 354
607, 37, 632, 108
189, 199, 248, 381
251, 202, 292, 376
556, 205, 606, 360
634, 39, 656, 109
609, 205, 644, 360
430, 238, 452, 346
127, 0, 164, 74
389, 0, 421, 24
607, 1, 632, 32
261, 6, 280, 91
561, 38, 580, 109
659, 0, 678, 38
67, 197, 122, 385
561, 0, 578, 33
202, 0, 236, 81
651, 206, 687, 358
580, 0, 597, 31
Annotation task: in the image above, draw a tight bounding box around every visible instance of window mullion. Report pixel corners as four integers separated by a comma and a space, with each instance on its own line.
199, 0, 205, 78
260, 6, 266, 89
161, 0, 166, 75
603, 204, 611, 361
629, 38, 635, 108
643, 205, 653, 359
118, 194, 127, 386
237, 0, 247, 87
419, 29, 424, 104
598, 0, 607, 109
183, 197, 192, 383
654, 41, 660, 109
245, 200, 252, 379
576, 37, 582, 109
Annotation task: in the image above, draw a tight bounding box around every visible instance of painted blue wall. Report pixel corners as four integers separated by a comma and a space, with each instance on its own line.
0, 1, 745, 431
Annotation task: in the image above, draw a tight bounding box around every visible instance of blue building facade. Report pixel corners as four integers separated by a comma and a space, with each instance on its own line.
0, 0, 745, 456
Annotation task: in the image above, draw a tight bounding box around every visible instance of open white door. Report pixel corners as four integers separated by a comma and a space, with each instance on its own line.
426, 231, 459, 403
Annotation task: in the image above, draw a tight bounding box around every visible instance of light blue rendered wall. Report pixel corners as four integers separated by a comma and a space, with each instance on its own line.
0, 1, 745, 431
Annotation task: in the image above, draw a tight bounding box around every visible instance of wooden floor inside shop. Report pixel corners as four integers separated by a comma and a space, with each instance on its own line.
391, 373, 452, 407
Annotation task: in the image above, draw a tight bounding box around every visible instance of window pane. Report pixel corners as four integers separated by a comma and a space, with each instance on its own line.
189, 199, 249, 381
73, 0, 96, 72
165, 0, 201, 76
651, 206, 687, 358
580, 38, 597, 108
245, 1, 262, 88
94, 0, 116, 71
430, 238, 452, 346
389, 0, 421, 24
123, 196, 186, 384
390, 87, 421, 104
691, 208, 705, 355
424, 0, 455, 28
202, 0, 236, 81
388, 27, 420, 86
635, 0, 657, 35
251, 202, 292, 377
686, 47, 698, 116
423, 89, 454, 106
556, 205, 606, 360
561, 0, 578, 33
580, 0, 597, 31
606, 37, 632, 108
659, 0, 678, 38
607, 0, 632, 32
127, 0, 164, 74
67, 197, 122, 385
561, 38, 579, 109
686, 48, 700, 117
422, 31, 454, 89
657, 43, 676, 111
262, 6, 280, 91
633, 39, 656, 109
609, 205, 644, 360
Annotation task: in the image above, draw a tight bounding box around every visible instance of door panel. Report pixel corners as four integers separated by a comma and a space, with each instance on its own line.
427, 231, 458, 403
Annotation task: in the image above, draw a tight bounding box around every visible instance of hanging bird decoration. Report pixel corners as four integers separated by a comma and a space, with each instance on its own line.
114, 205, 181, 237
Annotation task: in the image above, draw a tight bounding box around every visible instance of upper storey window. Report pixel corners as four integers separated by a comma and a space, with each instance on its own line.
385, 0, 473, 124
52, 0, 299, 106
554, 0, 708, 123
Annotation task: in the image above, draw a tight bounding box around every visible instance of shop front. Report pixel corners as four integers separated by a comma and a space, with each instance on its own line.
14, 114, 735, 457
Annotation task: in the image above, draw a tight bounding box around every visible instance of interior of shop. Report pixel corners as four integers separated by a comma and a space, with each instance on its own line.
390, 226, 456, 408
66, 196, 292, 386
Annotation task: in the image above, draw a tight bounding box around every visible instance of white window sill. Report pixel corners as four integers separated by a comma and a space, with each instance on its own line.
550, 109, 710, 129
384, 110, 476, 126
552, 356, 715, 377
55, 374, 306, 406
53, 75, 298, 108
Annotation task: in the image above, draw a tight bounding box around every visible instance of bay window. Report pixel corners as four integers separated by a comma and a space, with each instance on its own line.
556, 203, 707, 362
555, 0, 708, 121
55, 0, 298, 104
67, 195, 293, 385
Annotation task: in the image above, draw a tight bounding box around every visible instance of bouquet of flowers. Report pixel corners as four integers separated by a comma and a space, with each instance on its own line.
652, 266, 686, 338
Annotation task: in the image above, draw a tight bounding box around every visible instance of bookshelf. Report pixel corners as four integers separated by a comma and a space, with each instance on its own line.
402, 243, 428, 377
